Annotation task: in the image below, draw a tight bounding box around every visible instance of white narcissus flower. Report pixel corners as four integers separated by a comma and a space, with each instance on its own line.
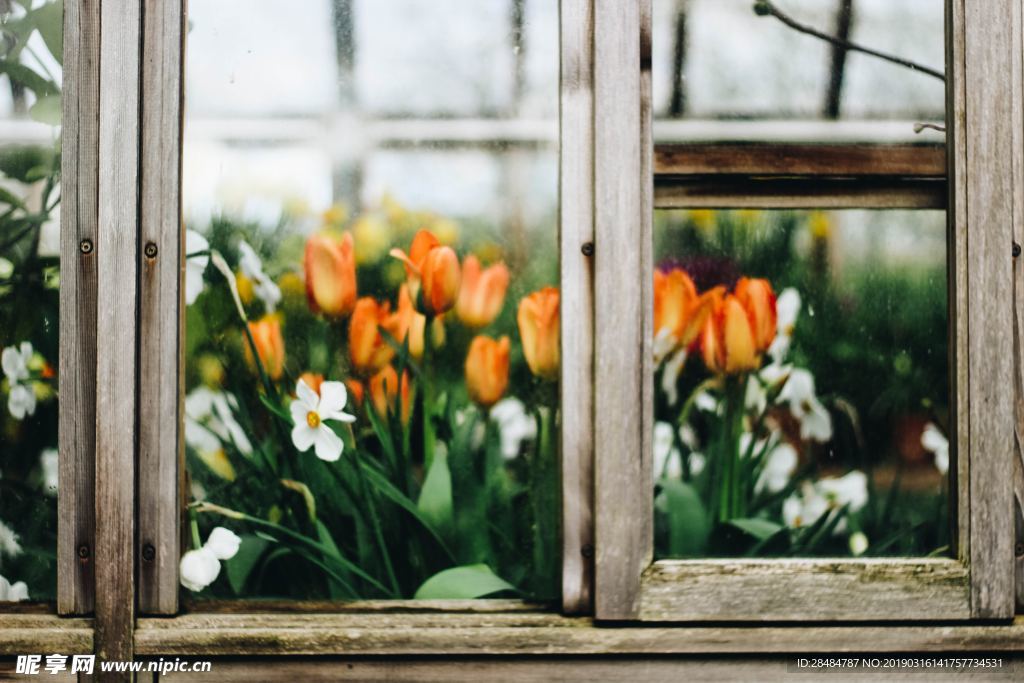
849, 531, 869, 557
1, 342, 32, 383
0, 519, 22, 558
0, 574, 28, 602
777, 368, 833, 442
768, 288, 801, 362
817, 470, 869, 514
179, 526, 242, 592
185, 230, 210, 306
185, 387, 253, 457
40, 448, 58, 496
290, 379, 356, 462
7, 382, 36, 420
755, 442, 798, 495
238, 241, 282, 313
179, 547, 221, 592
204, 526, 242, 559
489, 397, 537, 460
783, 483, 829, 529
921, 422, 949, 476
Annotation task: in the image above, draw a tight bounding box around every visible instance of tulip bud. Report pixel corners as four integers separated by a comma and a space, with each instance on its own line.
420, 245, 461, 315
349, 297, 396, 376
304, 232, 357, 317
456, 255, 509, 328
298, 372, 324, 396
517, 287, 560, 381
465, 335, 510, 408
734, 277, 777, 353
653, 268, 714, 362
701, 294, 759, 375
369, 365, 413, 424
247, 315, 286, 380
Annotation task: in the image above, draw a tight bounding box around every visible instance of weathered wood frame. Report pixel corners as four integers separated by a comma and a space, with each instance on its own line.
593, 0, 1018, 621
14, 0, 1023, 671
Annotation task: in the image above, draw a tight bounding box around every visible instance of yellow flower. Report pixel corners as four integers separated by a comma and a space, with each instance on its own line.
809, 211, 832, 239
689, 209, 716, 232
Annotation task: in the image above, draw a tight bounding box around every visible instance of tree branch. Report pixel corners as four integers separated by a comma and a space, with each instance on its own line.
754, 0, 945, 82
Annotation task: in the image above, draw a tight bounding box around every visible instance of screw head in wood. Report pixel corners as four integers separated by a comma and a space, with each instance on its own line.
581, 544, 595, 559
1015, 542, 1024, 558
79, 239, 93, 255
77, 543, 90, 560
142, 543, 156, 562
1014, 242, 1021, 258
581, 241, 595, 257
144, 242, 158, 259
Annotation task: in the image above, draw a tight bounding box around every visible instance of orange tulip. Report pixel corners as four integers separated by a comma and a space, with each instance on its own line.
247, 315, 285, 380
654, 268, 718, 355
389, 230, 461, 315
734, 277, 777, 352
456, 255, 509, 328
420, 245, 461, 315
349, 297, 396, 376
517, 287, 560, 381
700, 294, 760, 375
369, 365, 413, 424
465, 335, 510, 408
345, 378, 365, 408
304, 231, 357, 317
298, 372, 324, 396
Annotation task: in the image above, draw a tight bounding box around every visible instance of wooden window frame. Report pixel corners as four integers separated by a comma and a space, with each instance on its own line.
7, 0, 1024, 670
593, 0, 1018, 621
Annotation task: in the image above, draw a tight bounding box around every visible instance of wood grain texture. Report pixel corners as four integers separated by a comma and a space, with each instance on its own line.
1012, 0, 1024, 614
133, 612, 1024, 656
138, 0, 185, 616
149, 658, 1024, 683
639, 0, 654, 575
0, 616, 93, 655
95, 0, 141, 673
655, 143, 946, 177
57, 0, 99, 617
558, 0, 595, 616
592, 0, 644, 620
960, 0, 1017, 619
638, 559, 970, 621
654, 177, 946, 210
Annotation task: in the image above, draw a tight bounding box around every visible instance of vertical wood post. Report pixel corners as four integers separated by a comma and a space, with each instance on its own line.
950, 0, 1018, 619
95, 0, 142, 674
58, 0, 100, 617
138, 0, 186, 616
560, 0, 596, 615
593, 0, 649, 620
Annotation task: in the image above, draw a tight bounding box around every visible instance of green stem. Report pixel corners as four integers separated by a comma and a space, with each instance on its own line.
421, 313, 437, 472
189, 509, 202, 550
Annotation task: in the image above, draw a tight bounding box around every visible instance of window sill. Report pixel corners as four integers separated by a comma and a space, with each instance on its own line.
134, 612, 1024, 656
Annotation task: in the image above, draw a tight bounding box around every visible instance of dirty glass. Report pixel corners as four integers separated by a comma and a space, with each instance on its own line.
180, 0, 560, 601
0, 0, 63, 603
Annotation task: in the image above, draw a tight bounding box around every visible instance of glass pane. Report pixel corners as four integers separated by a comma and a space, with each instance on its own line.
652, 210, 949, 558
652, 0, 946, 140
0, 0, 63, 603
181, 0, 560, 601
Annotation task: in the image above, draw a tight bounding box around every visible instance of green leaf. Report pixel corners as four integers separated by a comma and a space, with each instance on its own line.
417, 445, 453, 533
413, 564, 515, 600
0, 186, 26, 210
29, 93, 60, 125
360, 462, 454, 559
258, 392, 291, 423
725, 517, 784, 541
315, 520, 348, 599
0, 145, 54, 183
224, 534, 269, 595
660, 479, 710, 557
0, 60, 58, 97
34, 1, 63, 65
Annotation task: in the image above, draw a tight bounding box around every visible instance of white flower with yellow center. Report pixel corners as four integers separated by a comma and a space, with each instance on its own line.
290, 378, 356, 462
238, 241, 282, 313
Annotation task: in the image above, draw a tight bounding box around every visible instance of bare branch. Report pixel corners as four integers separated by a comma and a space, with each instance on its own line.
754, 0, 945, 82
